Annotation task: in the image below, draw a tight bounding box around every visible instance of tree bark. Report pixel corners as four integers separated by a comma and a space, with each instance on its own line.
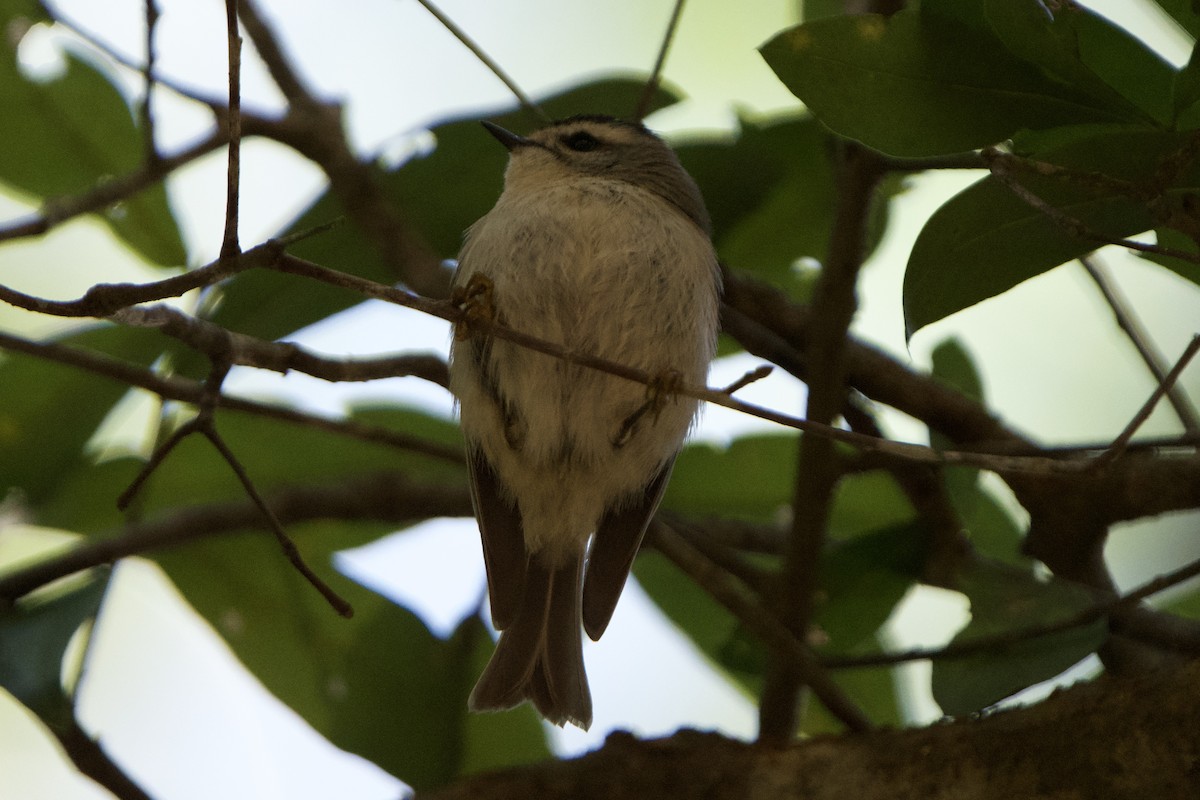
420, 659, 1200, 800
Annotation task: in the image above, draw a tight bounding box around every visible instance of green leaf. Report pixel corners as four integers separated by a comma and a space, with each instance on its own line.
0, 37, 185, 266
678, 115, 831, 289
984, 0, 1173, 127
0, 571, 110, 731
903, 126, 1200, 338
633, 548, 741, 667
931, 562, 1105, 715
1152, 0, 1200, 41
816, 523, 923, 653
457, 614, 551, 773
189, 75, 679, 375
156, 521, 534, 789
828, 471, 915, 540
928, 338, 984, 494
0, 325, 163, 505
801, 661, 902, 734
759, 7, 1137, 157
1174, 44, 1200, 127
1164, 582, 1200, 620
666, 434, 797, 522
33, 403, 463, 536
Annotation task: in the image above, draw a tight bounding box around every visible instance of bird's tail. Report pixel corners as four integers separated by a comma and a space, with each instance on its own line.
468, 554, 593, 730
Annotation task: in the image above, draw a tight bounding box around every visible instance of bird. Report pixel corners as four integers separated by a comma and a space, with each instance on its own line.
448, 114, 721, 730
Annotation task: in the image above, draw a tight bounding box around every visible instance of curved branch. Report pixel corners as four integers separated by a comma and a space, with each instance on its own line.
0, 471, 472, 602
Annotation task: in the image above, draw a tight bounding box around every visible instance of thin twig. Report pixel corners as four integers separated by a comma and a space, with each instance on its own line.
200, 421, 354, 617
56, 720, 153, 800
139, 0, 160, 162
982, 148, 1200, 264
273, 254, 1104, 476
235, 0, 313, 105
1095, 335, 1200, 468
222, 0, 242, 259
1080, 256, 1200, 433
824, 552, 1200, 669
635, 0, 687, 121
651, 521, 873, 733
0, 330, 464, 463
119, 348, 354, 617
0, 472, 470, 603
110, 303, 451, 386
0, 237, 277, 316
720, 365, 773, 395
0, 132, 227, 244
413, 0, 545, 124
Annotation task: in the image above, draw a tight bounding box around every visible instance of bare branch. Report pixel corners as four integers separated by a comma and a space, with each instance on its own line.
759, 144, 885, 740
1080, 256, 1200, 433
0, 472, 471, 603
635, 0, 687, 121
824, 552, 1200, 669
1095, 335, 1200, 468
56, 719, 152, 800
0, 132, 226, 245
413, 0, 546, 123
0, 330, 464, 464
982, 147, 1200, 264
139, 0, 160, 162
222, 0, 243, 259
650, 520, 873, 733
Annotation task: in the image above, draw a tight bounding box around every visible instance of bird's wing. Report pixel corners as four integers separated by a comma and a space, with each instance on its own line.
467, 448, 527, 631
580, 459, 674, 641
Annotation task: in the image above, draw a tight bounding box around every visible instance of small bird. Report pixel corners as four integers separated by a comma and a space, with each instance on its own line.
449, 114, 721, 730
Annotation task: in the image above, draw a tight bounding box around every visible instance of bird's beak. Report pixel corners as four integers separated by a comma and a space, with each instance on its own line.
482, 121, 533, 151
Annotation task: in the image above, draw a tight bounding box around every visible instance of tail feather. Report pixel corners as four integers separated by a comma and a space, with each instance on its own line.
469, 554, 593, 730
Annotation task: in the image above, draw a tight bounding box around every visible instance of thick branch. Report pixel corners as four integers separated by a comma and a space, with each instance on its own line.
419, 660, 1200, 800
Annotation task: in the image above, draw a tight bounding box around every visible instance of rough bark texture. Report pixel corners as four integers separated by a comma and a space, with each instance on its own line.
420, 659, 1200, 800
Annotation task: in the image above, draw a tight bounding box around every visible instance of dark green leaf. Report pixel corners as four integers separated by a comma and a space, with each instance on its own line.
0, 325, 163, 505
760, 8, 1136, 157
633, 549, 741, 665
984, 0, 1173, 126
457, 614, 551, 773
1152, 0, 1200, 41
678, 116, 830, 286
800, 0, 843, 22
932, 562, 1105, 715
903, 126, 1200, 338
930, 338, 984, 406
0, 40, 185, 266
801, 661, 903, 734
1163, 581, 1200, 619
929, 338, 984, 496
816, 523, 923, 653
677, 113, 894, 299
0, 571, 110, 731
828, 472, 914, 540
1174, 44, 1200, 127
156, 521, 533, 789
666, 434, 797, 522
34, 403, 463, 535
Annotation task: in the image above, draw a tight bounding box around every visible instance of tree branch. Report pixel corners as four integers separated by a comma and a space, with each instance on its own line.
759, 143, 884, 740
0, 471, 471, 603
419, 659, 1200, 800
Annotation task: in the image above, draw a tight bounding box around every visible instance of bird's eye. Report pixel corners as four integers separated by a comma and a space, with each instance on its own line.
563, 131, 600, 152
